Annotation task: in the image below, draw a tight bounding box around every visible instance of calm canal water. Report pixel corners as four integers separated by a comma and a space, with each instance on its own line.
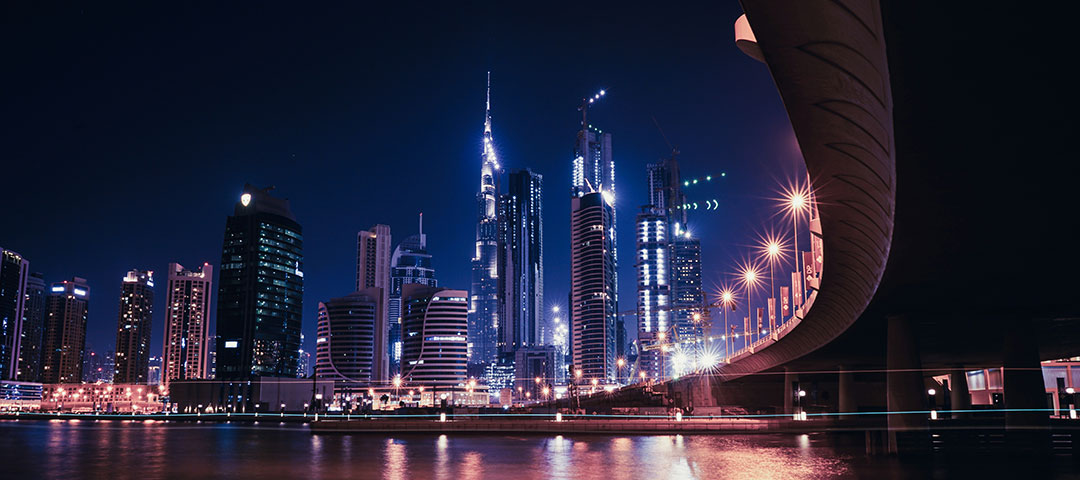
2, 420, 1077, 479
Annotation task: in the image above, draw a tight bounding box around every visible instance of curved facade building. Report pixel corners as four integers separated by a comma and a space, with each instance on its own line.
570, 192, 617, 383
315, 288, 383, 386
401, 285, 468, 386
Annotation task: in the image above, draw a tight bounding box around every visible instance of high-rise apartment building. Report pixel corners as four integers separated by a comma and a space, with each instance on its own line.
17, 272, 46, 382
671, 233, 704, 339
356, 224, 391, 382
162, 262, 213, 387
497, 169, 544, 353
114, 270, 155, 384
41, 277, 90, 384
389, 215, 436, 376
0, 249, 29, 380
470, 73, 501, 366
315, 288, 383, 387
570, 192, 617, 383
216, 185, 303, 379
401, 285, 468, 386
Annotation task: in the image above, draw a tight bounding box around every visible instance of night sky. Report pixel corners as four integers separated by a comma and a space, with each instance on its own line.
1, 3, 806, 358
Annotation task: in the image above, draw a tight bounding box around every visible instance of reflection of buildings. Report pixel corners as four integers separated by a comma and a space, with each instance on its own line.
216, 185, 303, 380
315, 289, 383, 387
162, 263, 212, 387
401, 285, 468, 386
0, 248, 29, 381
356, 224, 391, 383
113, 270, 155, 384
17, 272, 47, 382
389, 216, 437, 377
570, 192, 617, 383
42, 278, 90, 384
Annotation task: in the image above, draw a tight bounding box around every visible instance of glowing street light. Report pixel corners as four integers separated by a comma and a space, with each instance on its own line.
737, 261, 763, 344
780, 182, 811, 286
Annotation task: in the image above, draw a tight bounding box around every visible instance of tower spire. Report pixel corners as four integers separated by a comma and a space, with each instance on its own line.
484, 71, 492, 134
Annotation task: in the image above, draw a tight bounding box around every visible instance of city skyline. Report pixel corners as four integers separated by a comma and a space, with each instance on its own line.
1, 3, 803, 372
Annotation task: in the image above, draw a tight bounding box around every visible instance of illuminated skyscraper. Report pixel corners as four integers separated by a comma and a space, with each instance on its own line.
497, 169, 544, 354
671, 233, 704, 339
0, 248, 28, 380
162, 262, 212, 387
470, 73, 500, 366
113, 270, 155, 384
41, 277, 89, 384
389, 214, 436, 376
315, 288, 383, 387
570, 192, 617, 383
356, 224, 391, 382
17, 272, 46, 382
401, 285, 468, 386
216, 185, 303, 380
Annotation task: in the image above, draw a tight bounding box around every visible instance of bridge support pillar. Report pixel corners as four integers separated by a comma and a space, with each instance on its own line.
838, 365, 855, 420
1002, 324, 1049, 455
784, 368, 798, 415
886, 314, 927, 455
949, 367, 971, 418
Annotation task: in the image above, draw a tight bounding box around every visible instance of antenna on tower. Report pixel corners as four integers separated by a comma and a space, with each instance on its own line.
652, 116, 679, 158
484, 71, 492, 134
419, 212, 423, 236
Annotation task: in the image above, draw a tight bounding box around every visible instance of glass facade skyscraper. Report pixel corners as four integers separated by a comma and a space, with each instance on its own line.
389, 214, 436, 376
570, 192, 617, 383
113, 270, 155, 384
470, 74, 501, 366
498, 169, 544, 353
0, 248, 28, 380
41, 277, 90, 384
216, 185, 303, 380
17, 272, 46, 382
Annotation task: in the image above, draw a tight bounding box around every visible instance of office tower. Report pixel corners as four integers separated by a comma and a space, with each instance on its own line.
513, 346, 556, 397
497, 169, 544, 354
635, 209, 671, 336
113, 270, 155, 384
671, 234, 704, 339
216, 185, 304, 379
147, 356, 162, 385
17, 272, 46, 382
297, 349, 310, 378
0, 249, 29, 380
41, 278, 89, 383
646, 154, 687, 227
356, 224, 391, 383
570, 192, 617, 383
162, 263, 213, 387
389, 214, 437, 376
470, 73, 500, 366
315, 288, 383, 386
82, 348, 113, 383
400, 285, 468, 386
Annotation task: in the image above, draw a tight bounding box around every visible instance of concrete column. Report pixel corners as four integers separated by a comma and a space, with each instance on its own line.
784, 368, 797, 415
886, 314, 927, 454
838, 365, 855, 420
949, 367, 971, 418
1002, 324, 1049, 454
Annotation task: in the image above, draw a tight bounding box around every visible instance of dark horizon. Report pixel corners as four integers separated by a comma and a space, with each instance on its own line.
2, 3, 805, 358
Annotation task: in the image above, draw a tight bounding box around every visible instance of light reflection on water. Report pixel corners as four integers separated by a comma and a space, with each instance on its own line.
0, 420, 1069, 479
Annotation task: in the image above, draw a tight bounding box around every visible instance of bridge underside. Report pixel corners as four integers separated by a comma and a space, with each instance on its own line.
653, 1, 1079, 453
